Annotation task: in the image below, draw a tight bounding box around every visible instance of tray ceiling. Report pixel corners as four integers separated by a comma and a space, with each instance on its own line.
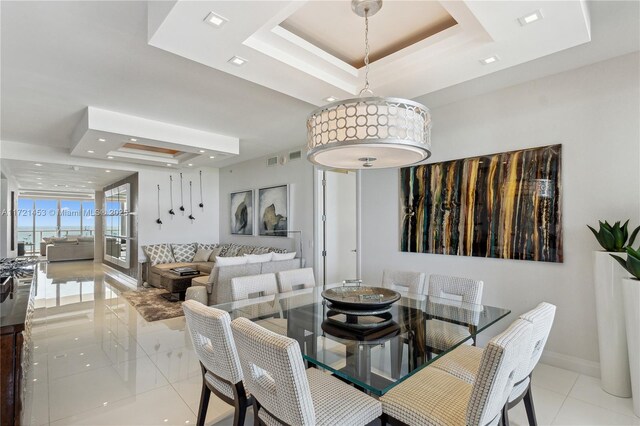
148, 0, 592, 106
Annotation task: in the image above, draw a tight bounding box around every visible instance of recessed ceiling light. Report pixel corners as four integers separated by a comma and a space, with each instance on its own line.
209, 156, 215, 159
34, 163, 42, 167
129, 138, 137, 142
105, 170, 111, 173
87, 150, 95, 154
37, 182, 42, 185
199, 150, 205, 153
519, 10, 543, 26
98, 138, 106, 142
188, 163, 193, 167
107, 156, 114, 159
204, 11, 228, 28
479, 55, 500, 65
37, 177, 42, 180
228, 56, 247, 67
88, 181, 93, 184
324, 96, 337, 102
166, 163, 172, 167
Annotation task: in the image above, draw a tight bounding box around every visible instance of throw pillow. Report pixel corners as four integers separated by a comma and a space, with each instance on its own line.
215, 255, 249, 266
209, 247, 223, 261
244, 253, 273, 263
143, 244, 175, 265
193, 248, 213, 262
171, 243, 197, 262
198, 243, 219, 251
272, 252, 296, 261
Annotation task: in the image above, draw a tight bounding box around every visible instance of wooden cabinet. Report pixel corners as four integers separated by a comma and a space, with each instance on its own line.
0, 275, 35, 426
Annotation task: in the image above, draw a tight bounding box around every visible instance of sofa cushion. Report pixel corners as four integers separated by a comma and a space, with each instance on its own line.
77, 236, 94, 243
250, 246, 288, 255
245, 253, 273, 263
215, 255, 249, 266
197, 243, 219, 251
194, 262, 215, 274
236, 245, 256, 256
272, 251, 296, 261
56, 239, 78, 245
143, 244, 176, 265
193, 248, 213, 262
171, 243, 197, 262
209, 246, 223, 261
218, 243, 243, 257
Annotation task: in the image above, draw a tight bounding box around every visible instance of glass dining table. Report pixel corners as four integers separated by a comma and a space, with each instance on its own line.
212, 285, 510, 396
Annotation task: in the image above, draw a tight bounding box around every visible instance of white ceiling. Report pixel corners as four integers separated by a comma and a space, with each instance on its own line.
1, 0, 639, 178
148, 1, 592, 105
1, 159, 134, 194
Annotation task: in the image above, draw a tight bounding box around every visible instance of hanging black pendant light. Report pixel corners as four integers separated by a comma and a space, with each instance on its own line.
168, 175, 175, 215
156, 185, 163, 225
198, 170, 204, 209
179, 173, 185, 212
188, 181, 196, 221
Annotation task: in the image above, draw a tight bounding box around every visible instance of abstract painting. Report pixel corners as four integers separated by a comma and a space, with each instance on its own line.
230, 190, 253, 235
400, 144, 562, 262
258, 185, 288, 237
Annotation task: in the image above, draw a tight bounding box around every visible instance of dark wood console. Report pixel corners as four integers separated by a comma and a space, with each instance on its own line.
0, 272, 36, 426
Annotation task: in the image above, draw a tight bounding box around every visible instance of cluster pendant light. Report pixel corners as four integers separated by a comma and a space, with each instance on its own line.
306, 0, 432, 170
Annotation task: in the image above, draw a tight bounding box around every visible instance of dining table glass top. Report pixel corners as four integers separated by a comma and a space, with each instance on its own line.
213, 285, 510, 396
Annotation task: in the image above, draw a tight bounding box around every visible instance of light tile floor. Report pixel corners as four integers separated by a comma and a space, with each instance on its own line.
25, 261, 640, 425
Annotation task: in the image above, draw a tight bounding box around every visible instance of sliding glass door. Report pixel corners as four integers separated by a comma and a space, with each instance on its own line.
17, 197, 96, 254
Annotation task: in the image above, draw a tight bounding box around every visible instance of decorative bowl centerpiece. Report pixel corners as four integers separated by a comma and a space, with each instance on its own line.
322, 281, 401, 311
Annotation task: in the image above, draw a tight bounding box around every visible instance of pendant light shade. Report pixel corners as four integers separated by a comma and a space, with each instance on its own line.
307, 96, 431, 169
306, 0, 432, 170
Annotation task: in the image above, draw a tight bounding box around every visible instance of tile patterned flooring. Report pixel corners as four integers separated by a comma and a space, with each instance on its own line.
25, 261, 640, 425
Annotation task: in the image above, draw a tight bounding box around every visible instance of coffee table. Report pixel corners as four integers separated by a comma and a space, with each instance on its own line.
159, 270, 206, 302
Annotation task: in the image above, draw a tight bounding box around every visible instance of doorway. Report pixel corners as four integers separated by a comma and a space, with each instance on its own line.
315, 169, 360, 287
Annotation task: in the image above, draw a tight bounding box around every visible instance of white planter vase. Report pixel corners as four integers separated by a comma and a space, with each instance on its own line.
622, 277, 640, 417
593, 251, 631, 397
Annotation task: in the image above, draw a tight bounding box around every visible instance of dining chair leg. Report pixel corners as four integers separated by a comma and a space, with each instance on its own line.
523, 385, 538, 426
196, 379, 211, 426
233, 402, 246, 426
501, 405, 510, 426
252, 399, 262, 426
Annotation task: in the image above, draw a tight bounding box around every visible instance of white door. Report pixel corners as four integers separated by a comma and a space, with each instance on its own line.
316, 170, 358, 286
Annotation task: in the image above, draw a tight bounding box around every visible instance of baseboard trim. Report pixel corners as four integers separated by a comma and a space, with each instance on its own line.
540, 350, 600, 378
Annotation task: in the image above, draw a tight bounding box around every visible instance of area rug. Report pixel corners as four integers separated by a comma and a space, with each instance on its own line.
120, 288, 184, 322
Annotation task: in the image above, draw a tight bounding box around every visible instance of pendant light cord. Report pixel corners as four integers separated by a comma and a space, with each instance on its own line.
359, 9, 374, 97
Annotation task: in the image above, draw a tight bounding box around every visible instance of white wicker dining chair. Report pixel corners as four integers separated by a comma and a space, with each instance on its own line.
380, 318, 533, 426
425, 274, 484, 351
182, 300, 251, 426
231, 317, 382, 426
431, 302, 557, 426
276, 268, 316, 293
230, 273, 286, 335
230, 273, 278, 301
382, 269, 426, 294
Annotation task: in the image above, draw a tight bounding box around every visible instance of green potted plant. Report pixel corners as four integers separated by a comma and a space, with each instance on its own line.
588, 220, 638, 397
588, 220, 639, 252
611, 247, 640, 417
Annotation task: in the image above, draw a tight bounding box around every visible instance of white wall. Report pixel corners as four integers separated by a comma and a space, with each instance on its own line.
219, 148, 314, 265
137, 167, 219, 260
360, 53, 640, 375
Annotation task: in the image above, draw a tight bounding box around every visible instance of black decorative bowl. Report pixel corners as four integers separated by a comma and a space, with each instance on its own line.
321, 286, 401, 310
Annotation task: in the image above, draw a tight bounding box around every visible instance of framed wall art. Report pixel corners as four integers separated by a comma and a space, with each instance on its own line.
400, 144, 562, 262
230, 190, 254, 235
258, 185, 289, 237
